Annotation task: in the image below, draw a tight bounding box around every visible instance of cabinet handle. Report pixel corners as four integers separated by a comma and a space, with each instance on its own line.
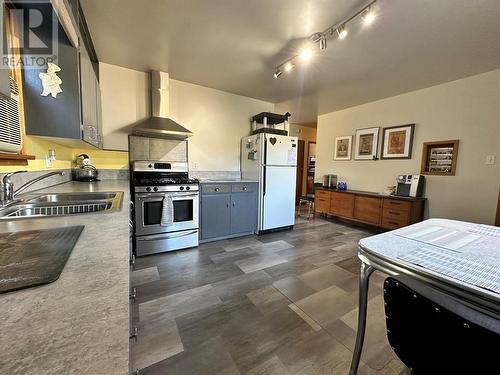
130, 254, 136, 267
388, 221, 399, 226
129, 327, 138, 342
215, 188, 220, 192
232, 202, 236, 207
226, 203, 229, 208
242, 186, 247, 191
389, 211, 401, 215
129, 287, 137, 302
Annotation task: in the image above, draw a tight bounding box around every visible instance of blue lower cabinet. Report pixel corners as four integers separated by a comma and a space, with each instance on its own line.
201, 194, 231, 240
231, 192, 257, 234
200, 182, 257, 242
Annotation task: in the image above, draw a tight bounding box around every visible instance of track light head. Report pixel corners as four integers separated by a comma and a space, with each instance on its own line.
363, 8, 376, 26
299, 48, 312, 62
337, 26, 348, 40
273, 69, 282, 79
319, 37, 327, 50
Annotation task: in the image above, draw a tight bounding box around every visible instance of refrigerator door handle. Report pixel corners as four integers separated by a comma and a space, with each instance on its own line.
263, 166, 266, 196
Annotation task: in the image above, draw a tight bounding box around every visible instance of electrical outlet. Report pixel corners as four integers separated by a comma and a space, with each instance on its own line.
193, 162, 198, 170
485, 155, 496, 165
45, 156, 53, 168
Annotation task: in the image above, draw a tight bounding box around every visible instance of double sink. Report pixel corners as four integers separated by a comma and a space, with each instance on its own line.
0, 191, 124, 219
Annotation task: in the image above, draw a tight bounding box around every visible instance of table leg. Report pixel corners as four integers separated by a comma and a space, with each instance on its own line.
349, 261, 375, 375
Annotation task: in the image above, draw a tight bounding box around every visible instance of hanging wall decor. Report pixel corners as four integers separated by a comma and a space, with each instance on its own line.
354, 127, 380, 160
421, 140, 459, 176
334, 135, 352, 161
381, 124, 415, 159
39, 63, 63, 98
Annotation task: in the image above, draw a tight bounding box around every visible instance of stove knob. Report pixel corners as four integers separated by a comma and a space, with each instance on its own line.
180, 186, 185, 191
148, 164, 152, 168
186, 186, 190, 191
146, 187, 151, 192
153, 187, 158, 192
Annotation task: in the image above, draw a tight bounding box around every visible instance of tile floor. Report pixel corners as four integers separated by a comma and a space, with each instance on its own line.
131, 216, 406, 374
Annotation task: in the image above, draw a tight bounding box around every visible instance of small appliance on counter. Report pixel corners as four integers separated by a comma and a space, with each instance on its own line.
322, 174, 337, 188
395, 174, 425, 197
72, 154, 99, 182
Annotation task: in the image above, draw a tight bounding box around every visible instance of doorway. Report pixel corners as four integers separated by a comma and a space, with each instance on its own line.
307, 142, 316, 195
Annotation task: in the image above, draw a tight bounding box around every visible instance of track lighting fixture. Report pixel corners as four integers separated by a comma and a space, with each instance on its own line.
319, 37, 327, 50
337, 25, 348, 40
273, 0, 377, 78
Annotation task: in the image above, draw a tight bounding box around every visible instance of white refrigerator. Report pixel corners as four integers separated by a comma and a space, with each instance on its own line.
241, 133, 298, 233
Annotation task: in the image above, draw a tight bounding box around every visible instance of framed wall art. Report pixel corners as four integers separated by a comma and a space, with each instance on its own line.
333, 135, 352, 161
420, 139, 459, 176
381, 124, 415, 159
354, 127, 379, 160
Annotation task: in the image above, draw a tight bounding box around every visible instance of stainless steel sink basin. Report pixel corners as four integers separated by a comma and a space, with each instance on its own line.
0, 191, 123, 220
28, 192, 118, 203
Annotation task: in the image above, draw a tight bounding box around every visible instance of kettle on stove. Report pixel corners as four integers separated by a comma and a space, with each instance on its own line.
72, 154, 99, 182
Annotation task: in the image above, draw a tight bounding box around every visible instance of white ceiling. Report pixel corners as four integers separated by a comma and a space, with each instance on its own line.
81, 0, 500, 123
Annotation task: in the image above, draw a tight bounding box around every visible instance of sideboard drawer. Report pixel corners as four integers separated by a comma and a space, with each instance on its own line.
383, 198, 411, 213
382, 205, 410, 222
381, 215, 408, 229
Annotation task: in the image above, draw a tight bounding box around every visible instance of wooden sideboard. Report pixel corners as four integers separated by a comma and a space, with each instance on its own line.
315, 188, 426, 230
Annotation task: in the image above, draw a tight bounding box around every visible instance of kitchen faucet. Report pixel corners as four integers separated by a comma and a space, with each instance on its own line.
1, 170, 65, 205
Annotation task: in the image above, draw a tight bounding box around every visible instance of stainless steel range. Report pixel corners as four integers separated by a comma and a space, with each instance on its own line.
132, 161, 199, 256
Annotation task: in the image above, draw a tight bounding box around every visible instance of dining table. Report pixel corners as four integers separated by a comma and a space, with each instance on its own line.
348, 218, 500, 374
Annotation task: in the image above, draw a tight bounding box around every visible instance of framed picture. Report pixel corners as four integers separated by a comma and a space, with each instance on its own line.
354, 127, 380, 160
381, 124, 415, 159
334, 135, 352, 160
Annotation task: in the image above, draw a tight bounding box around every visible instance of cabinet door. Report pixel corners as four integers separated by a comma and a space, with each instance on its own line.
315, 190, 330, 213
201, 194, 231, 240
0, 5, 9, 98
353, 196, 381, 224
231, 192, 257, 234
330, 192, 354, 218
80, 44, 98, 146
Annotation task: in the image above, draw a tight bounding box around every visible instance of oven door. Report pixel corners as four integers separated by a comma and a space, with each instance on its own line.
134, 191, 199, 236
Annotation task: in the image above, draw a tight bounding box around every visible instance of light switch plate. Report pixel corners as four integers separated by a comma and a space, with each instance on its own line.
485, 155, 496, 165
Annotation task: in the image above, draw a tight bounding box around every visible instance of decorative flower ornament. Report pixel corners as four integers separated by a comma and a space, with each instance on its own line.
39, 62, 63, 98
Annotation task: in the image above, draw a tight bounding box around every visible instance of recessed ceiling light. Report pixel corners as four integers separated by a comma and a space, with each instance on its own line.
299, 48, 312, 62
363, 9, 376, 26
337, 26, 348, 40
284, 62, 294, 72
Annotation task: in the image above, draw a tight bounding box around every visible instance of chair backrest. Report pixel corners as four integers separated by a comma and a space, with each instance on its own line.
383, 275, 500, 374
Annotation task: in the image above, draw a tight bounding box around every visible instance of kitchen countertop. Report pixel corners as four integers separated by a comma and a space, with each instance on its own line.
0, 180, 130, 375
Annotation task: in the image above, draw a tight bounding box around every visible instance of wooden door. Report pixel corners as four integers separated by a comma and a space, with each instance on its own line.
295, 140, 305, 204
354, 196, 382, 224
330, 192, 355, 218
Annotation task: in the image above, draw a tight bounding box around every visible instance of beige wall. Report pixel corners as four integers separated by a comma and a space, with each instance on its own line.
168, 79, 274, 171
289, 124, 317, 195
316, 69, 500, 225
99, 63, 150, 151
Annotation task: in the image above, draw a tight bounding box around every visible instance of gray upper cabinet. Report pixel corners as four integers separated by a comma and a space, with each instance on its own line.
22, 0, 102, 148
0, 5, 10, 98
80, 42, 101, 147
200, 182, 258, 242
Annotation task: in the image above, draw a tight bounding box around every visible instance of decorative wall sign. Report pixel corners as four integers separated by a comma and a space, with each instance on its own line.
381, 124, 415, 159
354, 127, 380, 160
421, 140, 459, 176
334, 135, 352, 161
39, 63, 63, 98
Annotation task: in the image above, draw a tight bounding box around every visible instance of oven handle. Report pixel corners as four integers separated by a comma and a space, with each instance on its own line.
136, 230, 198, 241
136, 193, 199, 199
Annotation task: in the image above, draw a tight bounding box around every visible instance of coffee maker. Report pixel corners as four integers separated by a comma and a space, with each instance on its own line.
395, 175, 425, 197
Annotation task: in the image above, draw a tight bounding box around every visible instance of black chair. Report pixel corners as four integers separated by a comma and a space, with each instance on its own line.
383, 275, 500, 374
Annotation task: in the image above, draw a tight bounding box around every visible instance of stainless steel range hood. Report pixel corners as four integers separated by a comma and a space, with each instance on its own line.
132, 71, 193, 140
